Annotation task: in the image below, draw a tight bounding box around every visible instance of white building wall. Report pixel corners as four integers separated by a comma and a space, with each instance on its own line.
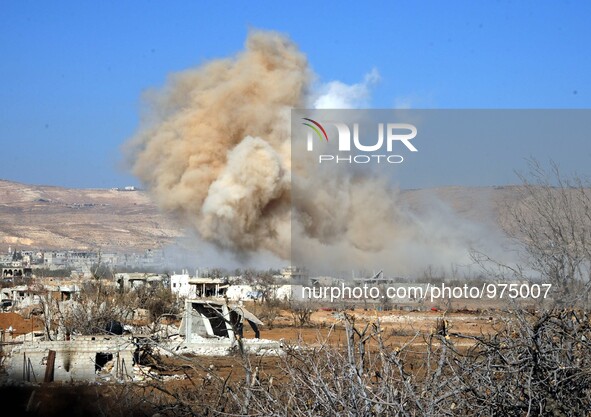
170, 271, 195, 298
6, 337, 136, 382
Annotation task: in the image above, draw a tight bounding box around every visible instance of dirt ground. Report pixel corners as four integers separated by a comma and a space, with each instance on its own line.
0, 312, 45, 335
234, 304, 503, 353
0, 305, 505, 416
0, 304, 500, 342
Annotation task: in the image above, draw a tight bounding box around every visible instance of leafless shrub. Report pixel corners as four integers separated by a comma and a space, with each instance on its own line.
290, 300, 315, 327
26, 160, 591, 416
450, 307, 591, 416
249, 297, 285, 329
475, 159, 591, 308
92, 303, 591, 417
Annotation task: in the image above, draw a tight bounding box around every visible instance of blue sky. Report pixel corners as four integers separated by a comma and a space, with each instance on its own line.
1, 1, 590, 189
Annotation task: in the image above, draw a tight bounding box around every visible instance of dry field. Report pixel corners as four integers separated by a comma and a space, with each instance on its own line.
0, 303, 511, 416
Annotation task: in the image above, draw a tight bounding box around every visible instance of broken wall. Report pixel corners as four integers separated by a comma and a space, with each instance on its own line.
5, 336, 136, 383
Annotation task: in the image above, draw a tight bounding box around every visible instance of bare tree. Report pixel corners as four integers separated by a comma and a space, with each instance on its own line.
17, 159, 591, 416
290, 300, 315, 327
474, 158, 591, 308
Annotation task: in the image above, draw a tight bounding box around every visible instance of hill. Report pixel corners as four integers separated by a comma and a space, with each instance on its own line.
0, 179, 522, 253
0, 179, 182, 253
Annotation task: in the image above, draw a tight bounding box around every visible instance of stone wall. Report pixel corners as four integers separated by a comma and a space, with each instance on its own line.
6, 335, 136, 382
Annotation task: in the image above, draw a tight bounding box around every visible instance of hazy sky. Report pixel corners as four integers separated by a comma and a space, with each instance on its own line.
1, 1, 590, 189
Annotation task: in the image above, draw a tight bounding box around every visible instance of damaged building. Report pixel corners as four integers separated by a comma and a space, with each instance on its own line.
175, 299, 282, 355
0, 295, 282, 385
4, 335, 136, 383
170, 270, 229, 299
1, 267, 33, 280
181, 299, 262, 341
115, 272, 165, 291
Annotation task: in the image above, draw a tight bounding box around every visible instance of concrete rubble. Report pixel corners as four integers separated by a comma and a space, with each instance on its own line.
0, 302, 284, 386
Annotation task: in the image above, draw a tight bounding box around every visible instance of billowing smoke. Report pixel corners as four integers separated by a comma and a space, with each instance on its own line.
124, 29, 508, 276
124, 30, 306, 258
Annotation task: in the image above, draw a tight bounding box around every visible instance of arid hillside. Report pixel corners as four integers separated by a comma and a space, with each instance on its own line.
0, 179, 182, 253
0, 179, 522, 253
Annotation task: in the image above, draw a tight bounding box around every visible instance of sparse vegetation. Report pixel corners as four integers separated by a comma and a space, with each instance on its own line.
3, 161, 591, 416
474, 159, 591, 308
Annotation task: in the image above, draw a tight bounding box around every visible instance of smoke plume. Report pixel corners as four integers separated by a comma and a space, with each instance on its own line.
124, 29, 507, 276
124, 30, 306, 259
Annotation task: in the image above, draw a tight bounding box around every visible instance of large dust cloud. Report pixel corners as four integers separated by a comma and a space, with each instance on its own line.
124, 29, 506, 277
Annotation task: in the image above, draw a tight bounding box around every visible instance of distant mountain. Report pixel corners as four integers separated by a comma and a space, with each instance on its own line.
0, 179, 523, 253
0, 179, 182, 253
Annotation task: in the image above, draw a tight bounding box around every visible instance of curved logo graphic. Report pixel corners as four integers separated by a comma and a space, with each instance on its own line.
302, 118, 328, 142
